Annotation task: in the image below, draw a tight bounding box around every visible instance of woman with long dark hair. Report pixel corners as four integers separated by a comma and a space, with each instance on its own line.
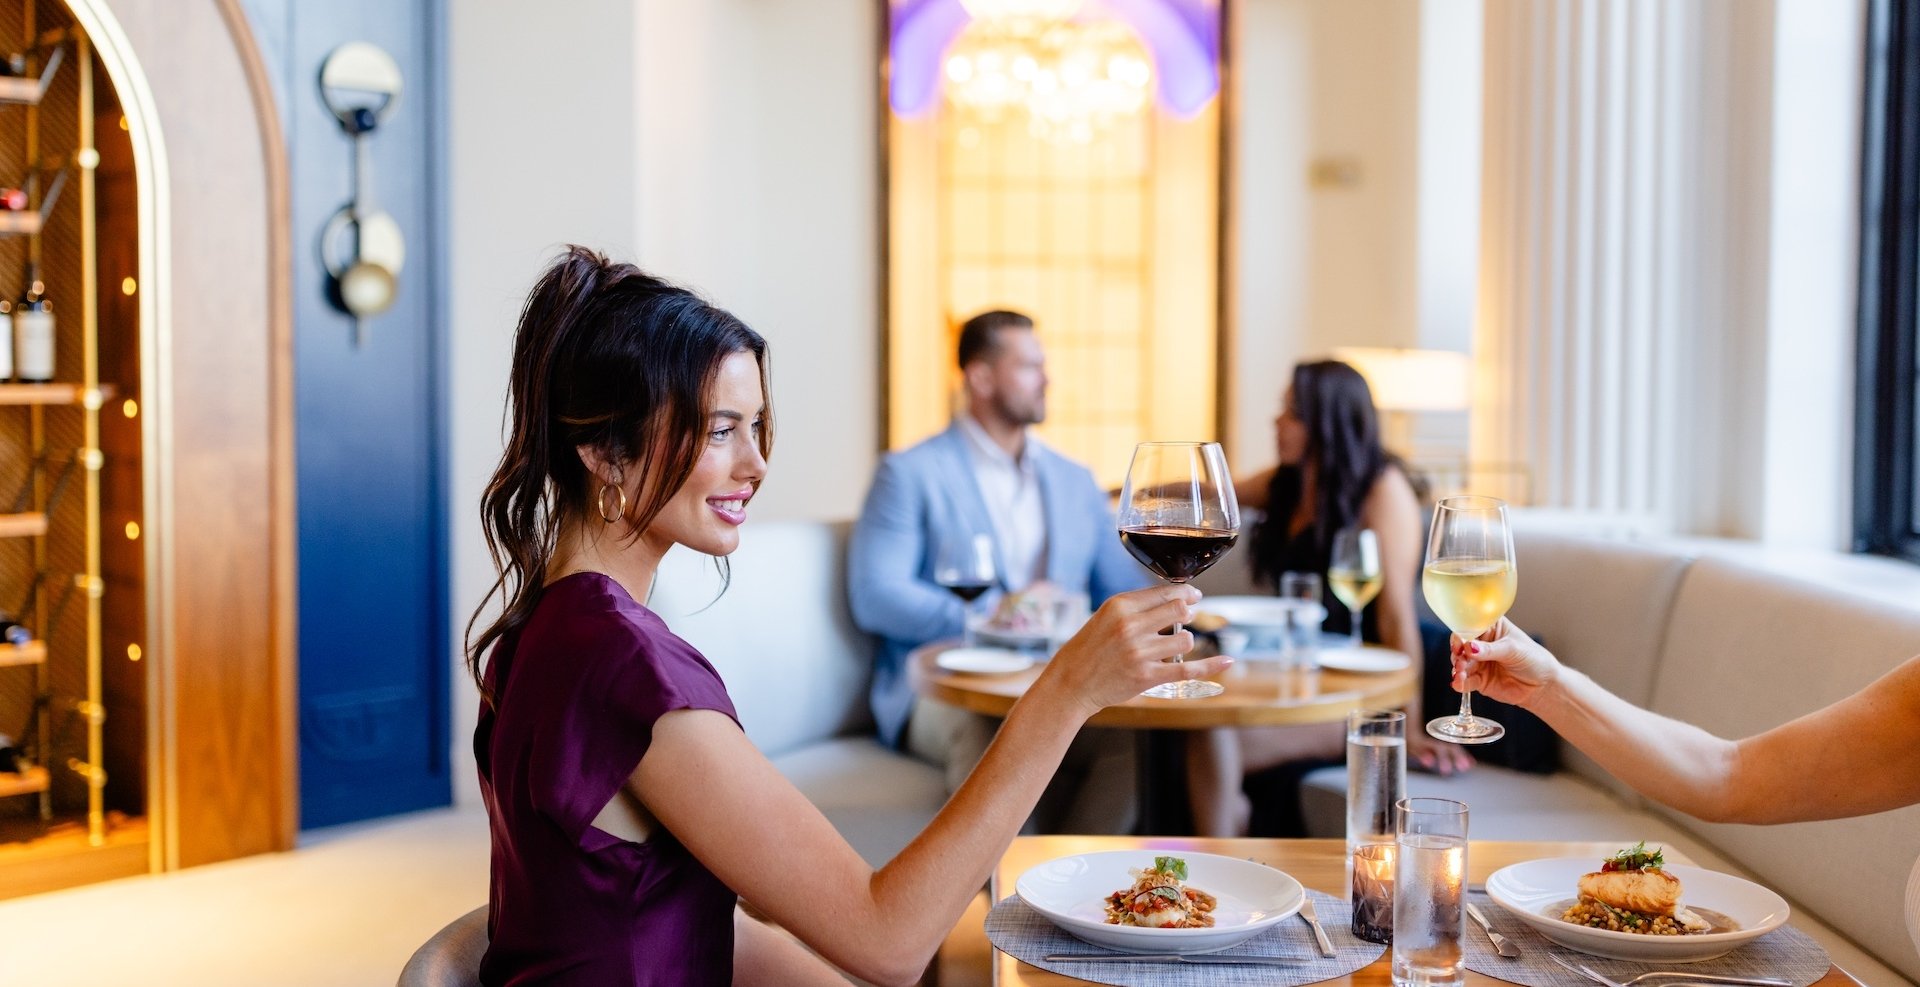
468, 246, 1230, 986
1187, 360, 1470, 837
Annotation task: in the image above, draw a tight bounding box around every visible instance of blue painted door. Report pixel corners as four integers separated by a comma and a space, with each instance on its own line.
243, 0, 449, 828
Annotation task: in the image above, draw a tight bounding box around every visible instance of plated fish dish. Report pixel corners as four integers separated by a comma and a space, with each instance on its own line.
1103, 856, 1218, 929
1559, 843, 1732, 936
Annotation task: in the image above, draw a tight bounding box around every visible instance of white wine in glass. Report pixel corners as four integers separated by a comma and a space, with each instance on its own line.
1421, 496, 1516, 743
1328, 527, 1382, 647
1117, 441, 1240, 699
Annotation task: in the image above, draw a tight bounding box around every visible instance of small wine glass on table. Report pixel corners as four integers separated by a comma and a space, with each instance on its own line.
1116, 441, 1240, 699
934, 532, 998, 645
1329, 527, 1382, 647
1421, 495, 1516, 744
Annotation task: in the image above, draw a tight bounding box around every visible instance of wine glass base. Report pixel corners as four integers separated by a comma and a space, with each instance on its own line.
1426, 716, 1505, 745
1142, 679, 1225, 700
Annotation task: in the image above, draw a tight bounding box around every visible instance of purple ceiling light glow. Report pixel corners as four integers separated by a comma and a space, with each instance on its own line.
888, 0, 1220, 119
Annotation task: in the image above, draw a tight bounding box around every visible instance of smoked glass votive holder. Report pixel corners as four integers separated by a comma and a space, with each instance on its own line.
1351, 842, 1395, 944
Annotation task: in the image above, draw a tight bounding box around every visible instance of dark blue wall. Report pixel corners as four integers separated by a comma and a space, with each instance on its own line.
241, 0, 451, 829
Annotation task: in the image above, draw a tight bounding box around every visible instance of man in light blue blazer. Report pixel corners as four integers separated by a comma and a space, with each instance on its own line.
848, 310, 1149, 831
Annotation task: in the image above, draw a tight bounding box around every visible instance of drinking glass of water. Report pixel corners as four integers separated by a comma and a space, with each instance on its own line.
1392, 797, 1468, 987
1278, 571, 1323, 669
1348, 709, 1405, 944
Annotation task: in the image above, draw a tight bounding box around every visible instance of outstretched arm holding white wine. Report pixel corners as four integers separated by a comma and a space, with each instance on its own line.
1421, 496, 1515, 744
1451, 620, 1920, 824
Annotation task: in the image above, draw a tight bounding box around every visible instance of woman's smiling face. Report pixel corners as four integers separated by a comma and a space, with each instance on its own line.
639, 349, 768, 559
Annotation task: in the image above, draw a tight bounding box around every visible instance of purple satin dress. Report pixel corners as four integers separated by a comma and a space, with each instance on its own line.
476, 572, 741, 986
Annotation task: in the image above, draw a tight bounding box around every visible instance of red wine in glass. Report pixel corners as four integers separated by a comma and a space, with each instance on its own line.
1119, 526, 1239, 582
1117, 441, 1240, 699
942, 582, 993, 603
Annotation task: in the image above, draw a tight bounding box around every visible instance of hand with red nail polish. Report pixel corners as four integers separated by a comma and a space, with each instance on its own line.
1449, 618, 1558, 707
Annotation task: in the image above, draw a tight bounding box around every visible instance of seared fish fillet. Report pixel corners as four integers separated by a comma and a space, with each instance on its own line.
1578, 868, 1681, 916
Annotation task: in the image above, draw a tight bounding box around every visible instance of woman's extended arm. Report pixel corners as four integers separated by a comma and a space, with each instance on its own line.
1458, 623, 1920, 824
639, 586, 1231, 987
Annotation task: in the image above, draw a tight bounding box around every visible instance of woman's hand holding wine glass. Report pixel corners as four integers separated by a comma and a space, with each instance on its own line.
1116, 441, 1240, 699
1032, 584, 1236, 717
1449, 618, 1560, 708
1421, 495, 1516, 744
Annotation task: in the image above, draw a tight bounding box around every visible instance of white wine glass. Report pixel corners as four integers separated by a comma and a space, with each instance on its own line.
1420, 496, 1515, 743
1328, 527, 1382, 647
934, 532, 998, 644
1117, 441, 1240, 699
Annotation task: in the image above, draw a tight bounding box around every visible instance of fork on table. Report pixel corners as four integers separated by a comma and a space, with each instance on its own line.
1546, 950, 1793, 987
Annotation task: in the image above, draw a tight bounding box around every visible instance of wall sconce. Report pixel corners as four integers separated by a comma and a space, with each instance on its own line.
317, 42, 405, 346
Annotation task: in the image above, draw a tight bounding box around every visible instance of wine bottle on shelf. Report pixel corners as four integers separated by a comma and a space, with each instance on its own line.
0, 611, 30, 646
0, 188, 25, 211
0, 299, 13, 382
14, 277, 53, 383
0, 733, 22, 774
0, 52, 26, 78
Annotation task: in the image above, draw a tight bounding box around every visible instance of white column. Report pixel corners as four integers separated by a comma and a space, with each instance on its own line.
1471, 0, 1774, 530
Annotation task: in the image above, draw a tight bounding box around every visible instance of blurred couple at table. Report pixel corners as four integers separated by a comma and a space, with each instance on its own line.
846, 307, 1494, 838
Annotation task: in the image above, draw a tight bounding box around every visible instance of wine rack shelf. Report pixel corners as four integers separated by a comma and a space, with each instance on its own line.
0, 382, 101, 405
0, 766, 47, 799
0, 44, 58, 106
0, 208, 37, 234
0, 511, 44, 537
0, 639, 42, 668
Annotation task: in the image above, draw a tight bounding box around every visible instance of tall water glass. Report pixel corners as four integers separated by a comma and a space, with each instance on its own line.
1347, 710, 1407, 856
1392, 797, 1468, 987
1348, 710, 1406, 944
1278, 571, 1323, 669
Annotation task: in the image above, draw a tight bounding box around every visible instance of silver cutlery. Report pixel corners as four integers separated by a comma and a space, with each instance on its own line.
1465, 900, 1521, 958
1043, 952, 1301, 966
1297, 897, 1336, 956
1547, 951, 1792, 987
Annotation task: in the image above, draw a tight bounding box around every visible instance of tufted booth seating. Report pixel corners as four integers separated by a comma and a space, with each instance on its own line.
647, 520, 947, 868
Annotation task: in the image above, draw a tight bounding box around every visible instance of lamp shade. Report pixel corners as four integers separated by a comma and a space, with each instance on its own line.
1331, 347, 1471, 412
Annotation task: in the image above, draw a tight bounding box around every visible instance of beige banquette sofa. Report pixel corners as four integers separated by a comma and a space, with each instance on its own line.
650, 519, 1920, 985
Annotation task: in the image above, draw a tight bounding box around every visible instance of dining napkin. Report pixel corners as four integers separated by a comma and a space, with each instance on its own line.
984, 887, 1384, 986
1461, 888, 1832, 986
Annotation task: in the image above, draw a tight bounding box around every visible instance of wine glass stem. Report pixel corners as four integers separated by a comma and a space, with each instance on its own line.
1170, 621, 1185, 663
1456, 688, 1475, 724
1350, 608, 1362, 647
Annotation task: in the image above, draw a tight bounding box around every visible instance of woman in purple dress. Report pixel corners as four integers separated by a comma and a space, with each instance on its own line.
466, 246, 1232, 986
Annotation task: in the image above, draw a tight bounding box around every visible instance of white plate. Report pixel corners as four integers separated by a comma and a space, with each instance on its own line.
1014, 850, 1305, 954
935, 647, 1033, 675
1485, 857, 1791, 962
1315, 646, 1412, 673
1201, 596, 1325, 630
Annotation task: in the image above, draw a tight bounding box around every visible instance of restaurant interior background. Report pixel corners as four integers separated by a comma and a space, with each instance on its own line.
0, 0, 1911, 984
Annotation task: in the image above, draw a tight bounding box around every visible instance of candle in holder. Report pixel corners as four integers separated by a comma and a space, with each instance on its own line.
1351, 842, 1395, 944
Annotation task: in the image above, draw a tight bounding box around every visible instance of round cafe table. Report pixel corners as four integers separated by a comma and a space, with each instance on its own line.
908, 640, 1418, 730
909, 639, 1419, 833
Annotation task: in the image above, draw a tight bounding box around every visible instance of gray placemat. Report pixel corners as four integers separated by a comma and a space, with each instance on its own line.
1462, 888, 1831, 986
984, 887, 1385, 986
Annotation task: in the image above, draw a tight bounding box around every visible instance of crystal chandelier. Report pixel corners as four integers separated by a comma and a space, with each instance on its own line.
943, 13, 1154, 144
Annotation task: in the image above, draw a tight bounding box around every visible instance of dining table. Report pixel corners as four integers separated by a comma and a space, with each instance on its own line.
909, 640, 1419, 730
945, 836, 1862, 986
911, 639, 1420, 832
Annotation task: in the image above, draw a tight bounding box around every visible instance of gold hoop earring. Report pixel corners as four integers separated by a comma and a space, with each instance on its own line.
597, 483, 627, 525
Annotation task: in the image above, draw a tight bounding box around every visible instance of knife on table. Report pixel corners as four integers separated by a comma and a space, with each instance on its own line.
1466, 901, 1521, 958
1297, 897, 1337, 956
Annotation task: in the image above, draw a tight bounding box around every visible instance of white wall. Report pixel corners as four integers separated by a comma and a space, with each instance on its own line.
635, 0, 880, 524
1230, 0, 1425, 467
445, 0, 877, 804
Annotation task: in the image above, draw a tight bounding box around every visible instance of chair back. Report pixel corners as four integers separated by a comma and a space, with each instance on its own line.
396, 905, 488, 987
